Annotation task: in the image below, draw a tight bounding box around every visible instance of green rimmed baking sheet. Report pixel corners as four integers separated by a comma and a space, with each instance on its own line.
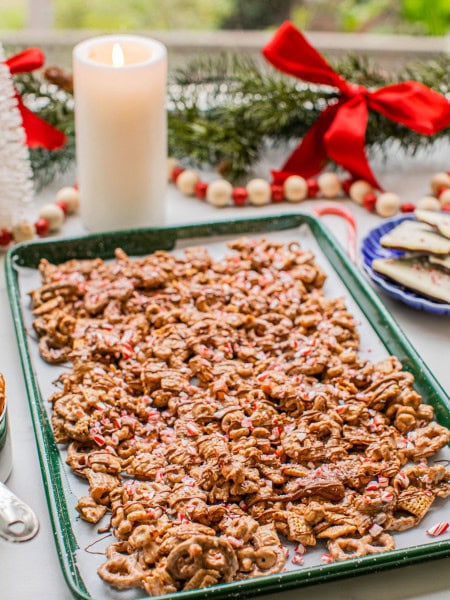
5, 213, 450, 600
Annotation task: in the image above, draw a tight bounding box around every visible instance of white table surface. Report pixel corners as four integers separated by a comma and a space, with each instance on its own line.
1, 153, 449, 600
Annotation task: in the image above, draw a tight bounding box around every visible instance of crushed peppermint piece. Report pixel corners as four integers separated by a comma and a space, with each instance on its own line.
186, 422, 200, 436
120, 342, 134, 359
320, 553, 334, 564
155, 469, 165, 483
182, 475, 196, 486
380, 491, 394, 502
426, 521, 449, 537
294, 543, 306, 555
366, 480, 380, 491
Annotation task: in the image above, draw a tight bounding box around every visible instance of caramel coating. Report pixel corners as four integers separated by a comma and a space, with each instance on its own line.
29, 239, 450, 593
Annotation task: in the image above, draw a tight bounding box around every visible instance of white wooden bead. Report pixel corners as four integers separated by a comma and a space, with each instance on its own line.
176, 169, 199, 196
439, 188, 450, 206
375, 192, 401, 217
39, 203, 65, 232
246, 178, 271, 206
283, 175, 307, 202
430, 172, 450, 196
12, 220, 36, 243
206, 179, 233, 207
167, 157, 178, 181
349, 180, 373, 205
417, 196, 441, 211
317, 173, 342, 198
56, 186, 79, 214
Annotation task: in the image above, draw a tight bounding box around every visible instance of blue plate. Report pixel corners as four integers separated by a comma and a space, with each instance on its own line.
361, 214, 450, 315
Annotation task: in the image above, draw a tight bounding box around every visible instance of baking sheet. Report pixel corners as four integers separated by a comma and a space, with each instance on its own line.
6, 214, 450, 600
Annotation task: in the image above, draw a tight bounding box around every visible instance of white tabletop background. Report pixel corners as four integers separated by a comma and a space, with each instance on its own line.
1, 147, 449, 599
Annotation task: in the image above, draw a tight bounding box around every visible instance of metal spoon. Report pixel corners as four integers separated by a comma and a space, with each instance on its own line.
0, 375, 39, 543
0, 481, 39, 542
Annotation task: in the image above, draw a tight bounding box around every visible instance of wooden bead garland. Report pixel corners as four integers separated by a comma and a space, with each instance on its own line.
284, 175, 308, 202
0, 184, 79, 247
39, 203, 65, 232
168, 159, 450, 218
439, 188, 450, 207
176, 169, 199, 196
349, 180, 373, 205
317, 173, 342, 198
430, 172, 450, 196
375, 193, 401, 218
416, 196, 441, 211
206, 179, 233, 207
11, 220, 36, 243
167, 157, 179, 183
246, 178, 271, 206
55, 186, 80, 214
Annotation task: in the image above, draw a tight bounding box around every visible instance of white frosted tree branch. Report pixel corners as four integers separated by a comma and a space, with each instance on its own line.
0, 43, 34, 228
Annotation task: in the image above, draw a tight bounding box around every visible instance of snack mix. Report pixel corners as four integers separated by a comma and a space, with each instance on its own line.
29, 239, 450, 595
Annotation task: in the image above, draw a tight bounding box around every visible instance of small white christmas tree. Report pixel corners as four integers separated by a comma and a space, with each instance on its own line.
0, 42, 34, 230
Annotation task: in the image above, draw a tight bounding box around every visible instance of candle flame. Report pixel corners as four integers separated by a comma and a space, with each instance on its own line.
112, 43, 125, 67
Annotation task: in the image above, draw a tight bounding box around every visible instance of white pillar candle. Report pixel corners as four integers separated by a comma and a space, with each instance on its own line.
73, 35, 167, 232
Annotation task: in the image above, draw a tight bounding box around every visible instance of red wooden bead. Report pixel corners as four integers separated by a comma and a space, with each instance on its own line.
270, 184, 284, 203
0, 228, 12, 246
342, 177, 354, 196
442, 204, 450, 212
400, 202, 415, 213
232, 187, 248, 206
171, 166, 185, 182
35, 217, 50, 237
362, 192, 377, 212
55, 200, 68, 216
307, 178, 320, 198
194, 181, 208, 199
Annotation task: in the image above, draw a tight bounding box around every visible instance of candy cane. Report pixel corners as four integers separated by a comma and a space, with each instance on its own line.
313, 203, 357, 263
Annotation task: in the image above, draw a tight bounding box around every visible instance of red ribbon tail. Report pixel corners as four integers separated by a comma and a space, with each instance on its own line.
17, 97, 66, 150
5, 47, 45, 74
325, 96, 382, 190
272, 104, 340, 184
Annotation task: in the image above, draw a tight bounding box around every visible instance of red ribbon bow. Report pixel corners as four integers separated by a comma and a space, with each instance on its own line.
263, 22, 450, 189
5, 47, 66, 150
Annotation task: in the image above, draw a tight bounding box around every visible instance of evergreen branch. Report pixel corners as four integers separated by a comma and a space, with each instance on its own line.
13, 52, 450, 185
168, 53, 450, 179
15, 73, 76, 190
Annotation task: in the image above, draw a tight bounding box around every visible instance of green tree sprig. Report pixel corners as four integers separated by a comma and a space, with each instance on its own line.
14, 52, 450, 186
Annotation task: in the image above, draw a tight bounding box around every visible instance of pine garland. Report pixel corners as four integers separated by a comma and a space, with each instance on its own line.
11, 52, 450, 187
168, 53, 450, 179
14, 71, 76, 190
